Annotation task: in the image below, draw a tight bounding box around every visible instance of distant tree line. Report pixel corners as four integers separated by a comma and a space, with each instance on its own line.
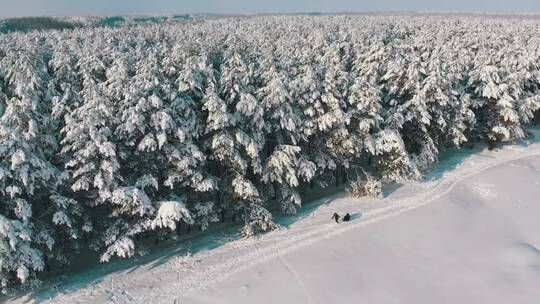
0, 15, 195, 34
0, 17, 79, 33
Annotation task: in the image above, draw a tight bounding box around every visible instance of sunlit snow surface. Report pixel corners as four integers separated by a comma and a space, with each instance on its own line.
7, 129, 540, 303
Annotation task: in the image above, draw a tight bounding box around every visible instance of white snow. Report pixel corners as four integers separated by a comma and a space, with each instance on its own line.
7, 142, 540, 303
468, 182, 498, 198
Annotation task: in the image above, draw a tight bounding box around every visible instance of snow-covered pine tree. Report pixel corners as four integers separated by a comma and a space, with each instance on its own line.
0, 40, 81, 292
58, 36, 129, 260
211, 43, 279, 234
259, 59, 313, 214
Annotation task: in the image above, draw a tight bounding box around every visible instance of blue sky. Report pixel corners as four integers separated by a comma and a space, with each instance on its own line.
1, 0, 539, 17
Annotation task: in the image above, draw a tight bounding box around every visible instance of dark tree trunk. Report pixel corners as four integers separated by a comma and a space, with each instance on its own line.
44, 256, 51, 272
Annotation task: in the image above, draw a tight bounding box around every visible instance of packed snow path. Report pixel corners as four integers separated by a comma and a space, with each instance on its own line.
10, 141, 540, 303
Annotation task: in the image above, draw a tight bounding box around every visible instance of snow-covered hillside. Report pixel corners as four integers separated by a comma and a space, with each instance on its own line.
6, 139, 540, 303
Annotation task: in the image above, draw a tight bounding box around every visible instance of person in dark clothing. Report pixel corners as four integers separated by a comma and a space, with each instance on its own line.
343, 213, 351, 222
331, 212, 340, 224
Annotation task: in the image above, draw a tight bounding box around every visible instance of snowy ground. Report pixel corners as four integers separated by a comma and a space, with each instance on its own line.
8, 138, 540, 303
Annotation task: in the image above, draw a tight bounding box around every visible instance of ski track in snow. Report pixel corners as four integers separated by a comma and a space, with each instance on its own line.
39, 142, 540, 304
469, 182, 498, 198
276, 255, 313, 304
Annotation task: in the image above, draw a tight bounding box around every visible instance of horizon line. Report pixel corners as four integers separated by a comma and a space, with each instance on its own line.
2, 10, 540, 19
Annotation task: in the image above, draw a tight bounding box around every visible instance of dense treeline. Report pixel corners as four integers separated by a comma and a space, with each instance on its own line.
0, 17, 80, 34
0, 15, 194, 34
1, 15, 540, 292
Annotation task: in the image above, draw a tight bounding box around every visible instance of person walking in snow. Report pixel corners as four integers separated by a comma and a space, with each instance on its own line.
343, 213, 351, 222
332, 212, 340, 223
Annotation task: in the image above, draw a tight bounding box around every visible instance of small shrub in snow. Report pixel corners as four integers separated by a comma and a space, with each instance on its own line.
346, 175, 383, 199
240, 205, 278, 238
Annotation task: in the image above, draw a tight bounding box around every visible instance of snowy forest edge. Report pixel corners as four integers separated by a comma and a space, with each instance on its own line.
1, 14, 540, 292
